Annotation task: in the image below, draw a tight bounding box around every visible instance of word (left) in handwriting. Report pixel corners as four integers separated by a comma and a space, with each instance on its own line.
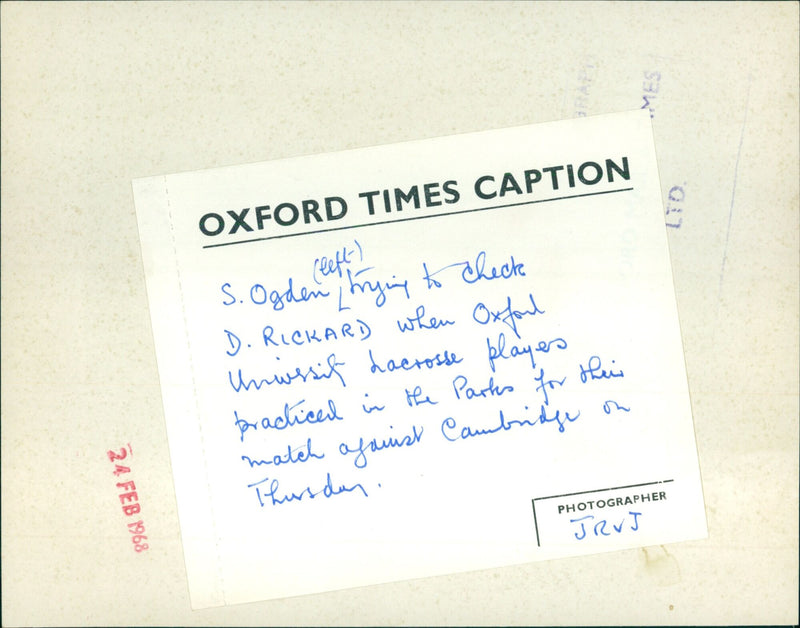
569, 511, 642, 540
312, 239, 363, 284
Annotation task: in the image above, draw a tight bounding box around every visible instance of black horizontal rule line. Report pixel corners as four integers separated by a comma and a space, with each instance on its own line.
534, 479, 674, 502
201, 186, 635, 249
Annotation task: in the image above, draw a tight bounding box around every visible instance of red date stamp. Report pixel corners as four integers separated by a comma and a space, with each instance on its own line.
107, 443, 149, 553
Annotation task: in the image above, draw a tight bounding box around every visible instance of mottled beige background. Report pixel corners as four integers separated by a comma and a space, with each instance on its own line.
1, 2, 797, 626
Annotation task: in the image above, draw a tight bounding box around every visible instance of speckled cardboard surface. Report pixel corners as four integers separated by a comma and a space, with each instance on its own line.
1, 2, 797, 625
